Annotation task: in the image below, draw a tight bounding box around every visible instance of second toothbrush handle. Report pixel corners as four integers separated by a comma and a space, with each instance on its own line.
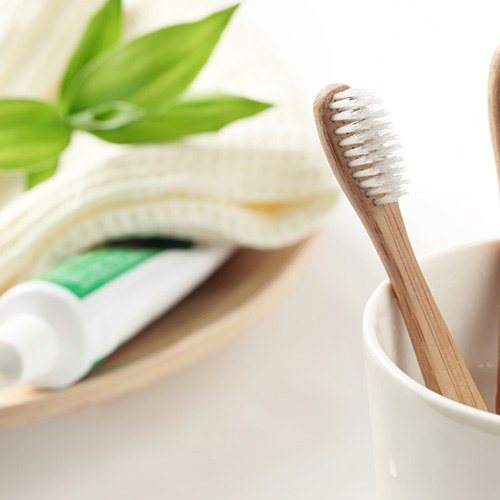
489, 47, 500, 179
369, 203, 487, 410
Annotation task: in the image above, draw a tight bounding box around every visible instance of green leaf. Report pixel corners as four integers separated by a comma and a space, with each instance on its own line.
0, 100, 71, 170
60, 0, 123, 98
69, 100, 145, 131
91, 93, 272, 144
64, 4, 239, 113
25, 156, 59, 188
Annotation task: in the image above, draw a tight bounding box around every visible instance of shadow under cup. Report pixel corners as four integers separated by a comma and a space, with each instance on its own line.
363, 239, 500, 500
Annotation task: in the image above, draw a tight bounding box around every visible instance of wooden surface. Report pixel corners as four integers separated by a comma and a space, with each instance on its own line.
488, 47, 500, 414
314, 84, 487, 410
0, 235, 320, 429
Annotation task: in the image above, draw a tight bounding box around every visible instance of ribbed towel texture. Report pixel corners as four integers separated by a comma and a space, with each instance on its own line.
0, 0, 337, 290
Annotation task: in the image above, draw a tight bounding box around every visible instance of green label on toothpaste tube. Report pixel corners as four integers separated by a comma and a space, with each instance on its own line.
38, 247, 162, 298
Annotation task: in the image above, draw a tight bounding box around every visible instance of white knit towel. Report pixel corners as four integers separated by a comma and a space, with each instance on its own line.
0, 0, 337, 291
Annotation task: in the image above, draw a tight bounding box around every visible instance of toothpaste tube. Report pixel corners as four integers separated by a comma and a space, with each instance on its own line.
0, 240, 233, 388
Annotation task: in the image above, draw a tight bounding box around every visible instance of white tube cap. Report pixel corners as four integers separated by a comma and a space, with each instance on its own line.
0, 315, 58, 387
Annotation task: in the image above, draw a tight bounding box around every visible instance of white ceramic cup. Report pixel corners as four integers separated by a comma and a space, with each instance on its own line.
363, 239, 500, 500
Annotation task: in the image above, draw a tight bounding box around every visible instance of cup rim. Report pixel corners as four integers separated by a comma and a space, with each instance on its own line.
363, 237, 500, 424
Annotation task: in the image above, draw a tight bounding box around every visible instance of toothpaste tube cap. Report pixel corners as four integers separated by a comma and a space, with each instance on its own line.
0, 315, 58, 387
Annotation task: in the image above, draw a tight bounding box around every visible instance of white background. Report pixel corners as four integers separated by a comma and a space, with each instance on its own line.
1, 0, 500, 499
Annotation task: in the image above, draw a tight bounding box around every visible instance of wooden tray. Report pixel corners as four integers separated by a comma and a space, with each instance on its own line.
0, 234, 320, 428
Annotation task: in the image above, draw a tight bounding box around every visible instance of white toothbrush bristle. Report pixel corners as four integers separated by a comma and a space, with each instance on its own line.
330, 87, 407, 205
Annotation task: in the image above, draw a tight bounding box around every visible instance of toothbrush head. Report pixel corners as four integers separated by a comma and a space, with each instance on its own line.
314, 84, 407, 206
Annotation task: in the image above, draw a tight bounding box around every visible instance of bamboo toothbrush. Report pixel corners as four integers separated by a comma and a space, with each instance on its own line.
489, 48, 500, 177
487, 47, 500, 413
314, 83, 487, 410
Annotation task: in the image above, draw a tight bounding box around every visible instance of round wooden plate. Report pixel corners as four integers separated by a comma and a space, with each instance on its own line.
0, 234, 321, 428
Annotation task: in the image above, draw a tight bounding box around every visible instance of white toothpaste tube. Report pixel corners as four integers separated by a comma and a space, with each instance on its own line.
0, 241, 233, 388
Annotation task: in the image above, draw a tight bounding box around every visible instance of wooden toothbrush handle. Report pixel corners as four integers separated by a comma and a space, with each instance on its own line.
489, 47, 500, 178
368, 203, 487, 410
488, 47, 500, 413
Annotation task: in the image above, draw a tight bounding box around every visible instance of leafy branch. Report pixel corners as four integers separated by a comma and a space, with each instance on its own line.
0, 1, 271, 187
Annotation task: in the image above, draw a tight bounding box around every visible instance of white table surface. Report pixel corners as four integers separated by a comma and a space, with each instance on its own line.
1, 0, 500, 499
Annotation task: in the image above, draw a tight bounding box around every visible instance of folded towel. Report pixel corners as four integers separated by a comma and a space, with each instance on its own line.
0, 0, 337, 291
